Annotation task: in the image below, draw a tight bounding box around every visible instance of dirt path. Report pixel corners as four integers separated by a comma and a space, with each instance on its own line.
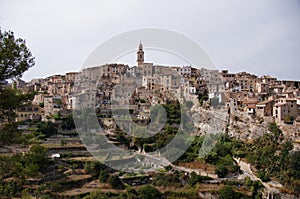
233, 157, 283, 195
171, 164, 217, 179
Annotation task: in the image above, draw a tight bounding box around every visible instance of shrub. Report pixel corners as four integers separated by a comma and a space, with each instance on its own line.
258, 171, 271, 182
99, 170, 109, 183
218, 185, 240, 199
107, 175, 124, 190
137, 185, 162, 199
216, 165, 228, 178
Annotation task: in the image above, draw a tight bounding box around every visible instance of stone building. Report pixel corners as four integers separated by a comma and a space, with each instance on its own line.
243, 95, 258, 114
15, 104, 43, 122
273, 98, 298, 123
177, 66, 192, 77
256, 99, 274, 117
65, 72, 79, 82
256, 82, 269, 94
261, 75, 277, 84
235, 72, 260, 92
43, 96, 63, 118
226, 98, 238, 115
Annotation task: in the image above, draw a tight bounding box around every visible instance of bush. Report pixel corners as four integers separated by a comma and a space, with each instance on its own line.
99, 170, 109, 183
188, 172, 201, 187
23, 145, 50, 176
38, 121, 57, 137
84, 161, 96, 173
153, 173, 181, 187
218, 185, 240, 199
49, 182, 62, 192
283, 116, 294, 124
216, 165, 228, 178
126, 186, 138, 199
258, 171, 271, 182
83, 190, 108, 199
0, 180, 22, 198
107, 175, 124, 190
61, 115, 76, 130
137, 185, 162, 199
0, 124, 21, 146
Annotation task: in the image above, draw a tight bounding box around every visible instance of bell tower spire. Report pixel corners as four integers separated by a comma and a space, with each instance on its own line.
137, 41, 144, 67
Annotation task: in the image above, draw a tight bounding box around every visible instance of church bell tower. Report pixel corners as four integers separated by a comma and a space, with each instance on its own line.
137, 41, 144, 67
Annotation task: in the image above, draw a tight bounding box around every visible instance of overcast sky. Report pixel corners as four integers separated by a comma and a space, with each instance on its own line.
0, 0, 299, 81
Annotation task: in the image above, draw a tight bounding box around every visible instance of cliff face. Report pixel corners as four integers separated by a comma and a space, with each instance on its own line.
227, 112, 300, 147
192, 106, 228, 136
192, 105, 268, 142
192, 105, 299, 144
228, 113, 270, 141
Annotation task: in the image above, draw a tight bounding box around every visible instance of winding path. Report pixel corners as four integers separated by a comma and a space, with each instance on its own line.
233, 157, 283, 196
171, 164, 217, 179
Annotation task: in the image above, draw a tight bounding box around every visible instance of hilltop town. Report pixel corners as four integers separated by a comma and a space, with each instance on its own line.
10, 42, 299, 130
1, 42, 300, 198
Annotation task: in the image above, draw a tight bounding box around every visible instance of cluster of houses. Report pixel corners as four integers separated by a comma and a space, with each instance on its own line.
222, 70, 300, 125
10, 42, 299, 126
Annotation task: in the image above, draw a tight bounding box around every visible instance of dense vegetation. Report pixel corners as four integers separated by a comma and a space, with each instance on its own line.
176, 133, 240, 178
243, 123, 300, 194
113, 103, 184, 153
175, 123, 300, 195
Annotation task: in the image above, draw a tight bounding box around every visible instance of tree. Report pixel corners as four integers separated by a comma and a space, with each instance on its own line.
61, 115, 75, 130
0, 123, 20, 146
126, 186, 139, 199
0, 28, 35, 145
107, 175, 124, 190
0, 28, 35, 82
98, 169, 109, 183
0, 180, 22, 198
0, 88, 34, 123
279, 141, 293, 170
188, 172, 200, 186
219, 185, 240, 199
216, 165, 228, 178
23, 145, 50, 176
137, 185, 162, 199
258, 170, 271, 182
38, 121, 58, 137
